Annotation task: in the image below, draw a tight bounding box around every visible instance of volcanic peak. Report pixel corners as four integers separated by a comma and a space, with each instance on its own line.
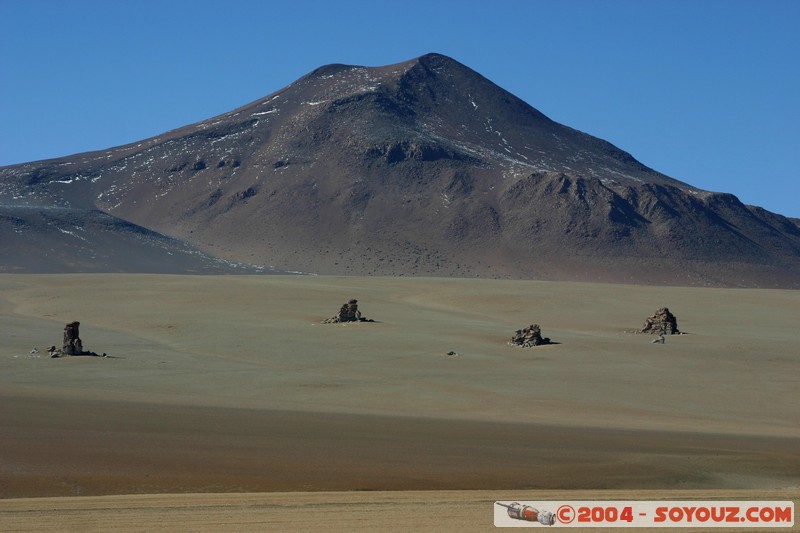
1, 53, 799, 286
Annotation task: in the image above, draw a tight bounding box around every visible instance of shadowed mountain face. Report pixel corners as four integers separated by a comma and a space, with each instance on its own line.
2, 53, 799, 286
0, 206, 265, 274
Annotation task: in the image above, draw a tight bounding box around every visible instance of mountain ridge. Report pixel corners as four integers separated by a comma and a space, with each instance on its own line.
2, 53, 799, 286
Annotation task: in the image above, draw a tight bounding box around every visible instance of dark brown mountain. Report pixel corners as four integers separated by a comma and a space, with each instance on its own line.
2, 53, 799, 286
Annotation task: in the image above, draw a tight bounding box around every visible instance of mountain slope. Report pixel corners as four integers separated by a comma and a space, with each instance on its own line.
0, 205, 266, 274
2, 53, 799, 286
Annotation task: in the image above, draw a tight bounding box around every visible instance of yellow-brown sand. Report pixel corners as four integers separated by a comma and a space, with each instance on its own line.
2, 490, 797, 532
1, 275, 798, 530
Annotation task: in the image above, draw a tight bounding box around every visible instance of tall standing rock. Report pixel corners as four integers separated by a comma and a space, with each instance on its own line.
63, 321, 83, 355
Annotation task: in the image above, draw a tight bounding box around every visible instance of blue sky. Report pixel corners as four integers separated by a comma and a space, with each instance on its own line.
1, 0, 798, 217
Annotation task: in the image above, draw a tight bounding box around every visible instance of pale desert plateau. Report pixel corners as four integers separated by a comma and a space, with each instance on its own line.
1, 274, 798, 531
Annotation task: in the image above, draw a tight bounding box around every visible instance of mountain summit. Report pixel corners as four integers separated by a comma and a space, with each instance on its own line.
2, 53, 799, 286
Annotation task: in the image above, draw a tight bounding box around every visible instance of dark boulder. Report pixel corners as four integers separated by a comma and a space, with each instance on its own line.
322, 299, 374, 323
509, 324, 552, 347
640, 307, 680, 335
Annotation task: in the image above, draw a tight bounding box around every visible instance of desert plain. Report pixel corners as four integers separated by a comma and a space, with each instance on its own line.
1, 274, 798, 531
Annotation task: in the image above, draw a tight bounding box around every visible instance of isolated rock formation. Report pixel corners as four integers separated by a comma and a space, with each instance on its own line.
322, 299, 373, 323
640, 307, 680, 335
509, 324, 552, 347
63, 321, 84, 355
48, 322, 106, 357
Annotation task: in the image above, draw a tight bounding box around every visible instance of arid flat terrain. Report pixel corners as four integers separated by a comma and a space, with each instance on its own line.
1, 275, 798, 530
2, 489, 797, 532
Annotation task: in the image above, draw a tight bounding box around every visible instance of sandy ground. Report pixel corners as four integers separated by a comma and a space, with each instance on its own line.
1, 490, 797, 532
1, 274, 798, 530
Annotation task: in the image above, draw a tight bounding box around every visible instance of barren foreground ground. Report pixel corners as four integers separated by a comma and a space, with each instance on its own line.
1, 275, 798, 530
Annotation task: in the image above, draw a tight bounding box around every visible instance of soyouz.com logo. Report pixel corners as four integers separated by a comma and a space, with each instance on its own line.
494, 500, 794, 528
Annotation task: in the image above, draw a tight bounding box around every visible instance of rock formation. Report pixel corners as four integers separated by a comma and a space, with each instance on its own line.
509, 324, 552, 347
322, 299, 373, 323
47, 322, 106, 357
639, 307, 680, 335
63, 321, 84, 355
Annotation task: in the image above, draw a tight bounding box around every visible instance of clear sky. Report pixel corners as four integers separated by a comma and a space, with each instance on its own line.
1, 0, 798, 217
